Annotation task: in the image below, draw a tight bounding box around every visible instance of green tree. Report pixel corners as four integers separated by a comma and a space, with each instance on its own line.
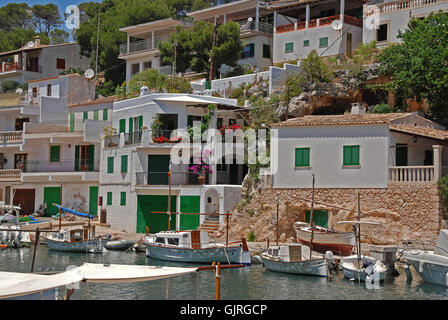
0, 3, 32, 31
378, 12, 448, 125
31, 4, 63, 36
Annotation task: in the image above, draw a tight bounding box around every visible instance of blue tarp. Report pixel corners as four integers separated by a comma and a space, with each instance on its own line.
53, 204, 95, 219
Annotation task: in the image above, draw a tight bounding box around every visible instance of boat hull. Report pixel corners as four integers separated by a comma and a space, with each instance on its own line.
261, 257, 328, 277
145, 244, 250, 265
403, 250, 448, 287
45, 237, 107, 253
105, 240, 135, 251
340, 255, 386, 282
295, 226, 355, 256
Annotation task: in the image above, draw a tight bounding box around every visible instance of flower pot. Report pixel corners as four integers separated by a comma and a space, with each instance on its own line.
198, 175, 206, 185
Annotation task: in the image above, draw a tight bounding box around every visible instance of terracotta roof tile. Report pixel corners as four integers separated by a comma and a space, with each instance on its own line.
68, 96, 117, 108
389, 124, 448, 141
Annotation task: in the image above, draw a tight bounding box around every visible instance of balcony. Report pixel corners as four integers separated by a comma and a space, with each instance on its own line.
0, 131, 23, 145
238, 21, 273, 34
0, 169, 21, 182
23, 159, 99, 173
136, 171, 205, 186
365, 0, 448, 16
389, 166, 434, 182
119, 37, 170, 56
275, 15, 362, 34
0, 62, 21, 73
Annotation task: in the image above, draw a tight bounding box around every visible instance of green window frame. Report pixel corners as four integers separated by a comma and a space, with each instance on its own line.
285, 42, 294, 53
303, 40, 310, 47
49, 145, 60, 162
107, 156, 114, 173
83, 111, 88, 122
121, 155, 128, 173
295, 148, 310, 167
69, 113, 75, 132
103, 109, 108, 121
119, 119, 126, 133
107, 192, 112, 206
319, 37, 329, 48
343, 145, 360, 166
262, 44, 270, 59
93, 110, 99, 120
120, 192, 126, 206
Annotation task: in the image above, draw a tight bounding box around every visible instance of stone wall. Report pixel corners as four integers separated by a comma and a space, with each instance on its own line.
217, 183, 444, 245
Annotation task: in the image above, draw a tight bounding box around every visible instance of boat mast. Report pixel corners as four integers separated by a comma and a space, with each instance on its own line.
276, 193, 279, 246
59, 178, 63, 231
357, 192, 361, 260
168, 165, 172, 230
309, 174, 315, 260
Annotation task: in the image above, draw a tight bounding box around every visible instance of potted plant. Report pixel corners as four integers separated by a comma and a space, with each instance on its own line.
190, 149, 213, 185
103, 126, 118, 147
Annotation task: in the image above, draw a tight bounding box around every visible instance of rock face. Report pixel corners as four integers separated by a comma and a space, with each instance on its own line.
217, 183, 445, 245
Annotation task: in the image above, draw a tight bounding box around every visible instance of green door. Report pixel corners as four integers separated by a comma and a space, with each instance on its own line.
148, 155, 170, 185
179, 196, 200, 230
305, 210, 329, 228
89, 186, 98, 215
43, 187, 61, 216
396, 144, 408, 166
136, 195, 177, 233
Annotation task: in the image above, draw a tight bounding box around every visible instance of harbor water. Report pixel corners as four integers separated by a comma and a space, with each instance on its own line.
1, 246, 448, 300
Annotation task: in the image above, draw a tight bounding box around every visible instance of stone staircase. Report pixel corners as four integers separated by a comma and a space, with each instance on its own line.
197, 221, 221, 234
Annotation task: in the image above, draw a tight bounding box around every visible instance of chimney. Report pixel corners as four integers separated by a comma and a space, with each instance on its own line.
34, 35, 41, 47
350, 102, 365, 115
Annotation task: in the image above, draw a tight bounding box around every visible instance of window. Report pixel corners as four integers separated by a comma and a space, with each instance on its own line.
131, 63, 140, 75
343, 145, 360, 166
106, 192, 112, 205
120, 192, 126, 206
47, 84, 52, 97
93, 110, 99, 120
56, 58, 65, 69
285, 42, 294, 53
103, 109, 108, 121
319, 37, 328, 48
303, 40, 310, 47
32, 87, 38, 98
242, 43, 255, 58
167, 238, 179, 245
49, 145, 60, 162
121, 155, 128, 173
155, 237, 165, 244
143, 61, 152, 70
262, 44, 270, 59
83, 111, 88, 122
377, 24, 388, 42
295, 148, 310, 167
107, 156, 114, 173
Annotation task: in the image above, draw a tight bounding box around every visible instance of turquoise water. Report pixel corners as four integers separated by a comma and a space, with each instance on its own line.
1, 246, 448, 300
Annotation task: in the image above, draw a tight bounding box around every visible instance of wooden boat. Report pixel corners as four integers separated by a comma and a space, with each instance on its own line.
105, 239, 135, 251
0, 205, 33, 248
260, 244, 330, 277
44, 226, 107, 253
293, 221, 355, 256
340, 254, 386, 282
144, 230, 251, 265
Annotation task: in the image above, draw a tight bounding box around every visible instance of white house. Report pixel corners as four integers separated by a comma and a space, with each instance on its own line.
0, 36, 89, 89
363, 0, 448, 47
99, 91, 249, 233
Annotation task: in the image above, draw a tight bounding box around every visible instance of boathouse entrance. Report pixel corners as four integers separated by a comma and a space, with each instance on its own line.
136, 195, 177, 233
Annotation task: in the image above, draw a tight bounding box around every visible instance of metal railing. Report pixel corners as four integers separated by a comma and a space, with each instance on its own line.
119, 37, 170, 55
124, 131, 143, 146
238, 21, 273, 33
23, 159, 100, 173
389, 166, 434, 182
366, 0, 448, 16
104, 134, 120, 148
0, 169, 21, 181
0, 131, 23, 144
275, 15, 362, 33
136, 171, 207, 186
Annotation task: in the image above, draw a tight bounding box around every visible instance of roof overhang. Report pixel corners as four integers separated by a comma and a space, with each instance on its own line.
119, 18, 189, 36
187, 0, 262, 20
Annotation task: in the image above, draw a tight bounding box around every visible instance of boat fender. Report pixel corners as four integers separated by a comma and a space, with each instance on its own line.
419, 260, 424, 273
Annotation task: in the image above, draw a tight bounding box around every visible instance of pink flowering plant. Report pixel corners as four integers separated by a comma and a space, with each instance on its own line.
189, 149, 213, 176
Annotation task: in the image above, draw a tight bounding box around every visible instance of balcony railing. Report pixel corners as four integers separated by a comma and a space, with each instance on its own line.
238, 21, 273, 34
389, 166, 434, 182
23, 159, 99, 173
366, 0, 448, 16
119, 37, 170, 56
136, 171, 206, 186
0, 62, 22, 73
124, 131, 143, 146
0, 131, 23, 144
0, 169, 21, 181
275, 15, 362, 33
105, 134, 120, 148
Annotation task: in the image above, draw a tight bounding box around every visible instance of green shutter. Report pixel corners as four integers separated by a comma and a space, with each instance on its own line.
70, 113, 75, 132
343, 145, 360, 166
107, 156, 114, 173
295, 148, 310, 167
119, 119, 126, 133
285, 42, 293, 53
87, 145, 95, 171
303, 40, 310, 47
103, 109, 108, 120
50, 145, 60, 162
138, 115, 143, 130
83, 111, 88, 122
89, 186, 98, 215
129, 118, 134, 134
179, 196, 200, 230
263, 44, 270, 58
121, 155, 128, 173
74, 145, 80, 171
120, 192, 126, 206
249, 43, 255, 57
93, 110, 99, 120
319, 37, 328, 48
107, 192, 112, 205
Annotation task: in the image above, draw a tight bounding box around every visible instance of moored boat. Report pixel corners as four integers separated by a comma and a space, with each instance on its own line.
340, 254, 386, 282
105, 239, 135, 251
144, 230, 251, 265
293, 221, 355, 256
44, 226, 107, 253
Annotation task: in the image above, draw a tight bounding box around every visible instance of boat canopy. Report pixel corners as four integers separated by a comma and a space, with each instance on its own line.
434, 230, 448, 257
0, 263, 198, 299
54, 204, 95, 219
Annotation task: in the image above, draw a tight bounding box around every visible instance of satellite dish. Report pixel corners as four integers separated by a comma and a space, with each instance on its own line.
248, 17, 253, 22
84, 69, 95, 79
15, 88, 23, 94
331, 19, 343, 30
27, 41, 35, 48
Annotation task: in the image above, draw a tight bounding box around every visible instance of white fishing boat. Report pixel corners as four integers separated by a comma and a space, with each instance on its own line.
0, 263, 198, 300
44, 226, 107, 253
0, 204, 33, 248
144, 230, 251, 265
260, 244, 333, 277
340, 254, 387, 282
400, 229, 448, 287
293, 221, 356, 256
